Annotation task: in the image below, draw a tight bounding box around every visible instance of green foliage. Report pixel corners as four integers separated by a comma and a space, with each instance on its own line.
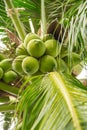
0, 0, 87, 130
0, 0, 12, 30
46, 0, 83, 23
16, 72, 87, 130
0, 0, 84, 35
68, 1, 87, 62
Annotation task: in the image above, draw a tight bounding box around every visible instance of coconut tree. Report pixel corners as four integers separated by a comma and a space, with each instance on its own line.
0, 0, 87, 130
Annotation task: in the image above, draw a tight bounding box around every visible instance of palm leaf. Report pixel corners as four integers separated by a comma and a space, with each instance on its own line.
16, 72, 87, 130
0, 0, 41, 34
0, 0, 84, 35
67, 0, 87, 71
0, 0, 12, 29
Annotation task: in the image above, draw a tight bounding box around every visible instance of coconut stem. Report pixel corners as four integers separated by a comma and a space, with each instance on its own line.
0, 97, 9, 103
41, 0, 47, 37
0, 103, 15, 112
0, 82, 19, 96
4, 0, 26, 41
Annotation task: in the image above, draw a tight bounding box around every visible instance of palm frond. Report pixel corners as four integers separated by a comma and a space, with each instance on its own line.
0, 0, 11, 28
47, 0, 83, 24
67, 0, 87, 71
16, 72, 87, 130
1, 0, 41, 33
0, 0, 83, 35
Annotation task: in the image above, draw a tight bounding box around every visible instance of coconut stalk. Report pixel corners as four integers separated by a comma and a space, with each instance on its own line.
0, 97, 9, 103
3, 0, 26, 41
0, 103, 16, 112
41, 0, 47, 37
0, 82, 19, 96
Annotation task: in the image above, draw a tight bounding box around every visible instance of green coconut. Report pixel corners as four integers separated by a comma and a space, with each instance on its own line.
57, 58, 68, 72
42, 34, 54, 42
0, 67, 4, 79
44, 39, 59, 57
12, 55, 27, 75
40, 55, 57, 73
27, 39, 46, 58
3, 70, 18, 83
22, 56, 39, 75
72, 53, 80, 66
23, 33, 40, 48
0, 59, 12, 71
16, 44, 28, 56
60, 44, 68, 58
63, 52, 80, 67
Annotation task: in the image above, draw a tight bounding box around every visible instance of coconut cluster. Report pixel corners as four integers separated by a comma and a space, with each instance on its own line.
12, 33, 60, 76
0, 56, 18, 83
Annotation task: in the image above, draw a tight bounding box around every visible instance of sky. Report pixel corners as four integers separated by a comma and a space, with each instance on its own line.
0, 111, 15, 130
0, 113, 4, 130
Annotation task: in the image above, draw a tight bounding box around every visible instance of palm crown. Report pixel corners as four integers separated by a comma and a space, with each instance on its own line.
0, 0, 87, 130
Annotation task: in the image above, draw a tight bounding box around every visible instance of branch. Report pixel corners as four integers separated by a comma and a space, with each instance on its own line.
4, 0, 26, 41
41, 0, 47, 36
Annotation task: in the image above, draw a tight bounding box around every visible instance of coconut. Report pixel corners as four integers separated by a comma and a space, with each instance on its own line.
22, 56, 39, 75
27, 39, 46, 58
0, 59, 12, 71
57, 58, 68, 72
63, 52, 80, 67
23, 33, 40, 48
3, 70, 18, 83
44, 39, 59, 57
0, 67, 4, 79
16, 44, 28, 56
12, 55, 27, 75
40, 55, 57, 73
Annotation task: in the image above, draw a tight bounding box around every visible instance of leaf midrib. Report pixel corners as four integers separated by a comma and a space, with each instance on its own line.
49, 72, 82, 130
